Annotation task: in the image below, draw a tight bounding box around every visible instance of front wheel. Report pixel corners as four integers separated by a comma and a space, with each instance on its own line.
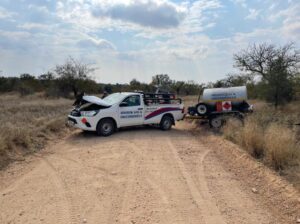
96, 118, 115, 136
160, 116, 173, 131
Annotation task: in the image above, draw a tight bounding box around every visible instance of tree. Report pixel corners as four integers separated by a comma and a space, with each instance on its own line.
234, 43, 300, 107
55, 57, 96, 97
103, 84, 113, 94
18, 73, 42, 95
38, 72, 55, 88
182, 80, 201, 95
151, 74, 172, 92
129, 79, 142, 91
292, 73, 300, 100
222, 74, 252, 87
171, 81, 185, 95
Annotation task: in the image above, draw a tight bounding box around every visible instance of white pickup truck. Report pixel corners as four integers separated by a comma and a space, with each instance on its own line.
67, 92, 185, 136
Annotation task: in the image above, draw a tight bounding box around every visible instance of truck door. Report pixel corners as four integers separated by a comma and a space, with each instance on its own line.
119, 95, 144, 127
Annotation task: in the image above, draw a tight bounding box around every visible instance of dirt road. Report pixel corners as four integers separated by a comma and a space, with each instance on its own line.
0, 122, 299, 224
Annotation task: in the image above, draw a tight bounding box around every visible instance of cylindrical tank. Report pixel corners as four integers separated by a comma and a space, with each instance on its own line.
202, 86, 247, 102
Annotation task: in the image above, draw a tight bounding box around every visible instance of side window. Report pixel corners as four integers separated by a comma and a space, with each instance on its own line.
122, 95, 140, 107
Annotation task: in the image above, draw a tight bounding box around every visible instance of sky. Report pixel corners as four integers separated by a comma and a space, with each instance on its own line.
0, 0, 299, 84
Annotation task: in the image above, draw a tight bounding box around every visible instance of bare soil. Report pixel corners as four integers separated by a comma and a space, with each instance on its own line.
0, 122, 299, 224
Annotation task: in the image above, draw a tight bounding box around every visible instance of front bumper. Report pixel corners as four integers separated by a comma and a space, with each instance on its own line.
67, 115, 94, 131
66, 117, 77, 127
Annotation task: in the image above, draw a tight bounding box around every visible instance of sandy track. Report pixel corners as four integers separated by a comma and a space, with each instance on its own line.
0, 122, 299, 224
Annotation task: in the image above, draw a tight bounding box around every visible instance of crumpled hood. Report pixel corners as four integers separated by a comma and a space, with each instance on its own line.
82, 96, 111, 107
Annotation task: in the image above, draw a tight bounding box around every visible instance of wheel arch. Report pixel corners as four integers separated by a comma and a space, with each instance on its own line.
161, 113, 175, 125
97, 117, 118, 130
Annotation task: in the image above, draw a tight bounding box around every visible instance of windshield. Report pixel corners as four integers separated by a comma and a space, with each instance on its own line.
102, 93, 126, 105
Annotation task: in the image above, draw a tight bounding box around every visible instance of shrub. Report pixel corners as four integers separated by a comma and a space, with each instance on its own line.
222, 101, 300, 175
264, 124, 299, 170
222, 118, 242, 143
17, 83, 35, 96
239, 117, 265, 158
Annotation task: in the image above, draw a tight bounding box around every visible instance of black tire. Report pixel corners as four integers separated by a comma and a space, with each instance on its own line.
96, 118, 115, 136
209, 116, 224, 129
160, 115, 173, 131
196, 103, 209, 115
188, 110, 196, 116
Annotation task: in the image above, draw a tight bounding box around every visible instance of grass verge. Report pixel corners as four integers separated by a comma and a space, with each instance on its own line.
0, 93, 72, 168
222, 101, 300, 189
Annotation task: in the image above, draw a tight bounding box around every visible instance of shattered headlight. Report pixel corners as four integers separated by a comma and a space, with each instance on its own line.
80, 111, 98, 117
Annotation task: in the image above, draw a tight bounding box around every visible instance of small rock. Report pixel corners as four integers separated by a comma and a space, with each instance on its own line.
251, 188, 258, 193
296, 218, 300, 223
82, 218, 87, 223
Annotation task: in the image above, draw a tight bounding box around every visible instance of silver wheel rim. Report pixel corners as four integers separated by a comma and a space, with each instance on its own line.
163, 120, 171, 129
211, 118, 222, 128
197, 105, 207, 114
102, 123, 112, 134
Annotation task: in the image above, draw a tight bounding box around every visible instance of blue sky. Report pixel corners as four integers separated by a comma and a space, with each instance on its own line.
0, 0, 299, 83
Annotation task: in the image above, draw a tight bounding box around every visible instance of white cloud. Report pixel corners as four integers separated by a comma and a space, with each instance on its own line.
56, 0, 221, 36
282, 22, 300, 40
245, 8, 260, 20
18, 23, 50, 30
28, 4, 51, 14
267, 2, 300, 40
231, 0, 247, 8
77, 38, 116, 51
0, 6, 16, 19
92, 0, 187, 29
180, 0, 221, 34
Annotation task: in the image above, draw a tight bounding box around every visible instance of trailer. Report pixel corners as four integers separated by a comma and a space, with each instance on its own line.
187, 86, 253, 128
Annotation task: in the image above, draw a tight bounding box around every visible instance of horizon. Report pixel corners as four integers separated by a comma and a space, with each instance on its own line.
0, 0, 299, 83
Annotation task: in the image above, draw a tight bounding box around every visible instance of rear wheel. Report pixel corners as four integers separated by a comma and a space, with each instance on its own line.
96, 118, 115, 136
209, 116, 224, 129
160, 115, 173, 131
196, 103, 209, 115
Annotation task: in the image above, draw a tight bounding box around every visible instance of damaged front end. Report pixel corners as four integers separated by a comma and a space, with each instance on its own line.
67, 95, 111, 129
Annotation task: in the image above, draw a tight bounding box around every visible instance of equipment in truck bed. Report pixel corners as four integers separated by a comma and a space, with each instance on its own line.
143, 93, 182, 105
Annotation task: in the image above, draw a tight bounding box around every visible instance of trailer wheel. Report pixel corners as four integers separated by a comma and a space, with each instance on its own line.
96, 118, 115, 136
209, 116, 224, 129
196, 103, 209, 115
160, 115, 173, 131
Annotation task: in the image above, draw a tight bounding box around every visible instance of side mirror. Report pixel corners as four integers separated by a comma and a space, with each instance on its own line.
119, 102, 128, 107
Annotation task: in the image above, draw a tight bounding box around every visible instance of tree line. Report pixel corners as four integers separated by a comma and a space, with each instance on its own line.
0, 43, 299, 107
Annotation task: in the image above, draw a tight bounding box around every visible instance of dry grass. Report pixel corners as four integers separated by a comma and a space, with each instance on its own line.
0, 93, 72, 168
222, 101, 300, 189
264, 124, 299, 170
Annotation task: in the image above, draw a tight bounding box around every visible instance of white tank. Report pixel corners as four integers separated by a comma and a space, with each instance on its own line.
202, 86, 247, 102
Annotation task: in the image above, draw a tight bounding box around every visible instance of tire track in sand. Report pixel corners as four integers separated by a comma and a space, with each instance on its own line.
40, 157, 78, 224
167, 139, 226, 224
0, 157, 73, 224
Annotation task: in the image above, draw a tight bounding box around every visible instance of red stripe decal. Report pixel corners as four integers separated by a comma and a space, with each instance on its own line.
145, 107, 181, 120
